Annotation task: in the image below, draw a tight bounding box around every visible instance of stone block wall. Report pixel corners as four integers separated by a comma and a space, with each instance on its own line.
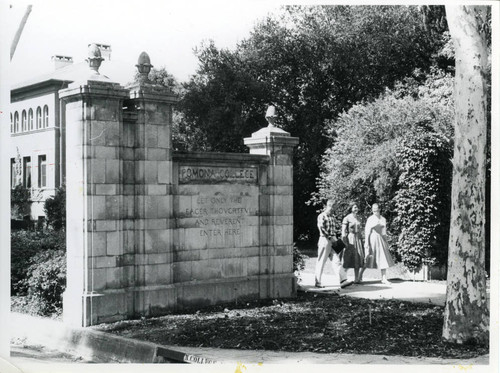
171, 152, 296, 307
61, 75, 298, 327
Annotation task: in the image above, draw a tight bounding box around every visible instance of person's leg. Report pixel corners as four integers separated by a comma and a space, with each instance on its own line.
381, 268, 390, 284
315, 237, 330, 286
354, 267, 360, 283
331, 251, 352, 288
359, 265, 365, 282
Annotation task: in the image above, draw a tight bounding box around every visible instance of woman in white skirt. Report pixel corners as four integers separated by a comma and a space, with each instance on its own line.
364, 203, 394, 284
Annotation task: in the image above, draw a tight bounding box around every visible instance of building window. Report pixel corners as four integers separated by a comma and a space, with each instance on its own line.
21, 110, 27, 132
14, 112, 19, 133
36, 107, 42, 129
23, 157, 31, 188
28, 109, 34, 130
38, 155, 47, 188
11, 158, 16, 188
43, 105, 49, 128
10, 113, 13, 133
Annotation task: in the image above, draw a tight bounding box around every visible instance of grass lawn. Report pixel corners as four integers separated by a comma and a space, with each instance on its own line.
92, 290, 488, 359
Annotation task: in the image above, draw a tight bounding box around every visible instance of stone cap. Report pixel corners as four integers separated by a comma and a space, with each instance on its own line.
244, 125, 299, 148
126, 51, 178, 103
128, 85, 179, 104
173, 151, 270, 164
59, 79, 129, 102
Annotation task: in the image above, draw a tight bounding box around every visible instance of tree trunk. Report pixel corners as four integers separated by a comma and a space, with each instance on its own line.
442, 5, 489, 343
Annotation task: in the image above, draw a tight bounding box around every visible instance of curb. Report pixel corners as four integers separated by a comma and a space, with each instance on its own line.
10, 312, 217, 364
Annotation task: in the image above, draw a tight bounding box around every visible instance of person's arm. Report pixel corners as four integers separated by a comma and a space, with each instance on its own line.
381, 216, 387, 237
318, 214, 327, 237
334, 216, 342, 239
364, 216, 372, 250
341, 216, 348, 238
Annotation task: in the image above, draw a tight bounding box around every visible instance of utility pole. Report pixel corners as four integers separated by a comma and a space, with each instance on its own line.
10, 4, 32, 60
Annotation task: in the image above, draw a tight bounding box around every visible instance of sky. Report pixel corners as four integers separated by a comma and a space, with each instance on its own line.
8, 0, 283, 85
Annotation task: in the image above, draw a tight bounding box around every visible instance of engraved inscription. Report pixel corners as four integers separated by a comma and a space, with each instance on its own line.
184, 193, 257, 237
179, 166, 257, 184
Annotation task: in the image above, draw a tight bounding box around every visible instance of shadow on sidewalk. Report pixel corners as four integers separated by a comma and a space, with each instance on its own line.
297, 273, 447, 306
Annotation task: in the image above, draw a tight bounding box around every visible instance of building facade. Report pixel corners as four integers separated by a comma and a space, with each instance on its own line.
10, 46, 111, 220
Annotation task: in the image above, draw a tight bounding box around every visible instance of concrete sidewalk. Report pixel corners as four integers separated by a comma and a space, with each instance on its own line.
159, 346, 489, 365
298, 273, 447, 306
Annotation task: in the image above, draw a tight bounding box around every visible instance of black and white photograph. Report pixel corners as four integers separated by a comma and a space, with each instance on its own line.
0, 0, 498, 372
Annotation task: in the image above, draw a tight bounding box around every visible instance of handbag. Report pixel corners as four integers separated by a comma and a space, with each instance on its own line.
364, 243, 374, 266
331, 237, 346, 254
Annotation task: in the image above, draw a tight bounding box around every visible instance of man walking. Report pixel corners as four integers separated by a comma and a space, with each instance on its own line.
315, 199, 353, 289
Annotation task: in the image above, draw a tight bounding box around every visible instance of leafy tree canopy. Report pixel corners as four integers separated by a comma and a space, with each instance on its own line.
175, 5, 450, 239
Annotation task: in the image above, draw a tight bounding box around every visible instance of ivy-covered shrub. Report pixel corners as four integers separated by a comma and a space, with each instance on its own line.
393, 127, 452, 271
44, 184, 66, 230
11, 230, 66, 295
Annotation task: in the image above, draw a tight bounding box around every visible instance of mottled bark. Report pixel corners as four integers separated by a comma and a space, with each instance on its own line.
442, 5, 489, 343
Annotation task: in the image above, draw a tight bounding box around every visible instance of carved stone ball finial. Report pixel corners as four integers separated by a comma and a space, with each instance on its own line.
265, 105, 277, 127
136, 51, 153, 83
86, 43, 104, 73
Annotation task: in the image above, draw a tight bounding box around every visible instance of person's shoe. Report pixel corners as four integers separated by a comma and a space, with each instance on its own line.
381, 279, 391, 284
315, 283, 326, 288
340, 279, 353, 289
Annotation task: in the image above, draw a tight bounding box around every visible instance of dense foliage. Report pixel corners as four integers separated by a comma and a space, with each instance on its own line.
315, 69, 453, 209
12, 185, 67, 317
11, 184, 31, 220
175, 5, 449, 240
11, 230, 66, 295
292, 243, 308, 274
44, 184, 66, 230
23, 249, 67, 316
393, 129, 452, 270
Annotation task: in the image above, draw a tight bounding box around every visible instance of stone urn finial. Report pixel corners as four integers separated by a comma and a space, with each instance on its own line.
265, 105, 277, 128
136, 51, 153, 84
86, 43, 104, 73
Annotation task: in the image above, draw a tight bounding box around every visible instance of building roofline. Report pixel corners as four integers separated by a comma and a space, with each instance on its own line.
11, 79, 74, 101
12, 78, 74, 94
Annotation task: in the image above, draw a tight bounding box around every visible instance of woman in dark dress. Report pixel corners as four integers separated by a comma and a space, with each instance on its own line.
341, 204, 365, 283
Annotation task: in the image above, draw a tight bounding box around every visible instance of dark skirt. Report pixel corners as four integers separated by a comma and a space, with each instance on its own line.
342, 233, 364, 269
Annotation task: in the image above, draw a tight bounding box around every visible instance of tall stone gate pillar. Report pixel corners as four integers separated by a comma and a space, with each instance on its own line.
244, 106, 299, 298
60, 45, 129, 326
125, 52, 178, 316
61, 48, 178, 326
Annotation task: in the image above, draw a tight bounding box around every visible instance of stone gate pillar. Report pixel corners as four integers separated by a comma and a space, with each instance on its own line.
60, 45, 129, 326
125, 52, 178, 316
244, 106, 299, 298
